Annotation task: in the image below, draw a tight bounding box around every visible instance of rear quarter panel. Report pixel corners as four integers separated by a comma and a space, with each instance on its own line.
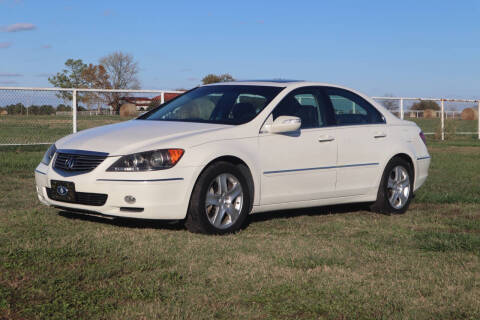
382, 122, 430, 192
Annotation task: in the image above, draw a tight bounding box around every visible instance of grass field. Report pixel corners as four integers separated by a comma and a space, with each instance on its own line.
0, 115, 478, 145
0, 115, 133, 145
1, 140, 480, 319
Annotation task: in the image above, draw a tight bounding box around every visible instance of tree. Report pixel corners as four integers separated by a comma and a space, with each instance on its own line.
410, 100, 440, 111
99, 52, 140, 112
6, 103, 26, 115
201, 73, 235, 85
39, 105, 55, 115
81, 64, 111, 111
48, 59, 89, 103
380, 94, 398, 111
56, 104, 72, 112
29, 105, 40, 115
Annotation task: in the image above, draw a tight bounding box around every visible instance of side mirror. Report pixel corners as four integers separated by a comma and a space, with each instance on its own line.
264, 116, 301, 134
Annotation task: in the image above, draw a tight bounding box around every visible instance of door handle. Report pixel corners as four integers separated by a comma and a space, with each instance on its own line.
318, 135, 335, 142
374, 132, 387, 138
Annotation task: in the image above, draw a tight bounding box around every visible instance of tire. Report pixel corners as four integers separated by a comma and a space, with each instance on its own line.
185, 161, 252, 234
370, 157, 413, 214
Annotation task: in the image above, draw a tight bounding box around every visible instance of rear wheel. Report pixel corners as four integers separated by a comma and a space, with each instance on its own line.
370, 158, 413, 214
185, 162, 251, 234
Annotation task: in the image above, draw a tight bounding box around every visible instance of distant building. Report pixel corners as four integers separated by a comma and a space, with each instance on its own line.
119, 92, 184, 111
152, 92, 183, 103
119, 97, 152, 111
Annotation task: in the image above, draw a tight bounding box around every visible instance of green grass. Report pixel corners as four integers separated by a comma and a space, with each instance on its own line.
1, 137, 480, 319
414, 143, 480, 203
407, 117, 478, 140
0, 115, 478, 145
0, 115, 131, 144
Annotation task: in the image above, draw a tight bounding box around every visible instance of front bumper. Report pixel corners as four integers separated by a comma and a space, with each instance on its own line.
34, 162, 199, 220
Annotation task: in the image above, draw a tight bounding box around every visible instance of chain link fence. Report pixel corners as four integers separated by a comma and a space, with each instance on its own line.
372, 97, 480, 141
0, 87, 183, 146
0, 87, 479, 146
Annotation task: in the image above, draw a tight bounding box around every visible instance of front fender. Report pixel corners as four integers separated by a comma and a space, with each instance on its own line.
184, 137, 261, 206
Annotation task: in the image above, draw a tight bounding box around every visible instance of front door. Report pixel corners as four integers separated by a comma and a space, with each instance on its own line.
259, 87, 338, 205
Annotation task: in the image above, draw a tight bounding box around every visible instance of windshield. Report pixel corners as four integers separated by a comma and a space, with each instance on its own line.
139, 85, 284, 125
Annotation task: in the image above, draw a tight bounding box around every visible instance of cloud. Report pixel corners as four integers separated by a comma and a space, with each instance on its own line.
0, 73, 22, 77
0, 42, 12, 48
3, 23, 36, 32
0, 80, 18, 85
41, 44, 52, 49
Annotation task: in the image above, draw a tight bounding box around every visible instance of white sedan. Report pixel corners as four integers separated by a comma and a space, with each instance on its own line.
35, 81, 430, 234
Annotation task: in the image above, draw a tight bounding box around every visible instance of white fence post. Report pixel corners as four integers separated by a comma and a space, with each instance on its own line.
72, 89, 77, 133
161, 91, 165, 104
400, 98, 404, 119
441, 99, 445, 141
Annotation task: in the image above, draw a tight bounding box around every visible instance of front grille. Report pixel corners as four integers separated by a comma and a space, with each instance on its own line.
54, 152, 107, 172
46, 188, 108, 206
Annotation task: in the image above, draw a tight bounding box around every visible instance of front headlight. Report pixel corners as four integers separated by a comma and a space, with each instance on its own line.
107, 149, 184, 172
41, 144, 57, 165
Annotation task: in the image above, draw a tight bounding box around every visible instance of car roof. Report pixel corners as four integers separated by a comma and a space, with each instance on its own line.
203, 80, 348, 89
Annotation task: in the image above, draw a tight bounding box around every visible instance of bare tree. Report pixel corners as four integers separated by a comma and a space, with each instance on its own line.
380, 93, 398, 112
99, 52, 140, 112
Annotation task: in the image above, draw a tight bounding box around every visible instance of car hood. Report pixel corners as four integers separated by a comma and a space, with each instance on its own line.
55, 120, 230, 156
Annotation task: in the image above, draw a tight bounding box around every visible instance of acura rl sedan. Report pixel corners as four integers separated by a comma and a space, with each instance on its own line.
35, 81, 430, 234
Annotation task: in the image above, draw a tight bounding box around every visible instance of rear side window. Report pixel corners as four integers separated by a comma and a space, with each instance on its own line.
325, 87, 385, 125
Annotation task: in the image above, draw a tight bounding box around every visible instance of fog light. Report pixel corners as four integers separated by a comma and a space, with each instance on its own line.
124, 195, 136, 204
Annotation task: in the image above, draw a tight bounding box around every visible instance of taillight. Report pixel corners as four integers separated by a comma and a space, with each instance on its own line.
419, 131, 427, 145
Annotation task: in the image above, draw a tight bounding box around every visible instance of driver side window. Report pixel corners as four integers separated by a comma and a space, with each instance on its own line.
272, 90, 327, 129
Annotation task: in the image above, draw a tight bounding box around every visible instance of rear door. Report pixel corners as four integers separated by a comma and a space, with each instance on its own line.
323, 87, 388, 196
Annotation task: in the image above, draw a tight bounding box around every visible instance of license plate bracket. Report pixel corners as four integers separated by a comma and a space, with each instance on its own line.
50, 180, 76, 202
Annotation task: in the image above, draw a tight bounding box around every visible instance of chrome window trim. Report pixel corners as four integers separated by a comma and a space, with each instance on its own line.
264, 162, 379, 175
96, 178, 184, 182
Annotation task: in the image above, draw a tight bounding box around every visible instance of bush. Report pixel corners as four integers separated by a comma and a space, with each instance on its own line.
5, 103, 26, 115
411, 100, 440, 111
39, 105, 55, 115
57, 104, 72, 112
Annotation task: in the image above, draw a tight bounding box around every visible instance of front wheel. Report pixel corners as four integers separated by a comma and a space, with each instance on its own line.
185, 162, 251, 234
370, 158, 413, 214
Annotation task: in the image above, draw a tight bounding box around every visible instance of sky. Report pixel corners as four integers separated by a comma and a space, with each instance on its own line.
1, 0, 480, 99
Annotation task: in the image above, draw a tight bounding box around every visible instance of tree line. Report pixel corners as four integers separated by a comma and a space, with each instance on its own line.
0, 103, 90, 115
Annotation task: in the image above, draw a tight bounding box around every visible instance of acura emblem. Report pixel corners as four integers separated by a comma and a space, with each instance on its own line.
56, 185, 69, 196
65, 157, 75, 169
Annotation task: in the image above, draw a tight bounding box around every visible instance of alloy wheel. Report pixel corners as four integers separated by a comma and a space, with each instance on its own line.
205, 173, 244, 229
